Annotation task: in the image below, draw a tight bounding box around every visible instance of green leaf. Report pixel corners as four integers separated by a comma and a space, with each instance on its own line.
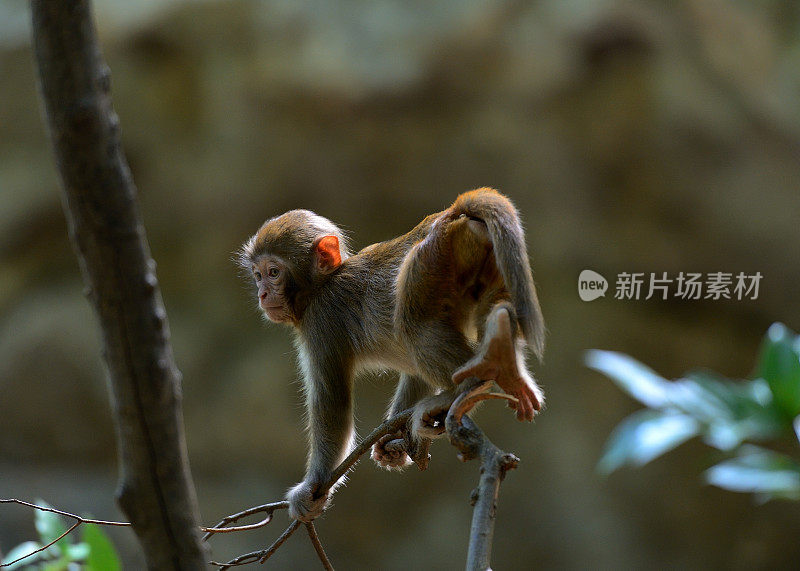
66, 541, 90, 562
586, 350, 672, 408
83, 523, 122, 571
705, 446, 800, 500
1, 541, 42, 570
703, 417, 778, 451
598, 409, 699, 474
757, 323, 800, 420
675, 373, 783, 449
667, 377, 732, 423
682, 372, 762, 415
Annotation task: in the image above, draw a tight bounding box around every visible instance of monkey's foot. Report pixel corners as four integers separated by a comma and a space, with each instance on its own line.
287, 480, 329, 522
411, 392, 452, 439
417, 409, 447, 438
452, 307, 543, 421
371, 431, 412, 470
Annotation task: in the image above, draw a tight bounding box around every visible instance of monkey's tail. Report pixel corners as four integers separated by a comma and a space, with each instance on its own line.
452, 188, 545, 359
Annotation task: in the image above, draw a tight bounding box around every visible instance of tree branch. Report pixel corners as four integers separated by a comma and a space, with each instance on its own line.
321, 408, 414, 493
446, 380, 520, 571
25, 3, 527, 569
210, 520, 302, 569
202, 383, 522, 570
305, 522, 334, 571
0, 499, 131, 569
201, 502, 289, 541
4, 383, 523, 570
199, 413, 413, 567
30, 1, 206, 567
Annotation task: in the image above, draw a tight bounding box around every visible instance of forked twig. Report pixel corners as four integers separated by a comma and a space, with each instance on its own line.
210, 520, 302, 569
0, 498, 132, 568
201, 501, 289, 540
445, 378, 521, 570
0, 520, 79, 568
204, 410, 414, 568
4, 385, 522, 571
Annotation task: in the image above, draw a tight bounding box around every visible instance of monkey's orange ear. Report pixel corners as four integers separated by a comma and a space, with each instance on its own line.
315, 235, 342, 273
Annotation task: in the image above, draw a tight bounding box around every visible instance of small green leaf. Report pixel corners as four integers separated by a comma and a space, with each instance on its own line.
757, 323, 800, 420
668, 377, 731, 423
66, 541, 90, 562
586, 350, 672, 408
705, 446, 800, 500
663, 372, 782, 449
1, 541, 42, 570
598, 409, 699, 474
83, 523, 122, 571
703, 417, 778, 450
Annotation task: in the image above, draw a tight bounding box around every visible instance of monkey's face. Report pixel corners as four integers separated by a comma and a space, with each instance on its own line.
251, 256, 293, 323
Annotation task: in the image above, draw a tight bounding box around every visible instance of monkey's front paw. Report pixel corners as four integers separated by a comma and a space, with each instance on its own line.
287, 480, 329, 522
371, 432, 411, 470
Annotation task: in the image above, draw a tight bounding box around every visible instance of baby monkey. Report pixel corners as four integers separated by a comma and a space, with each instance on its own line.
238, 188, 545, 521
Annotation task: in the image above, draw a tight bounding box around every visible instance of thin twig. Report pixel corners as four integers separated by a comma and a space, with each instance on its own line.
320, 407, 414, 493
202, 515, 274, 536
305, 522, 335, 571
448, 380, 493, 424
0, 498, 297, 567
205, 409, 415, 568
209, 552, 263, 569
258, 520, 302, 562
459, 392, 519, 416
0, 499, 131, 568
210, 520, 303, 569
201, 501, 289, 540
0, 499, 131, 527
0, 520, 79, 568
4, 388, 519, 570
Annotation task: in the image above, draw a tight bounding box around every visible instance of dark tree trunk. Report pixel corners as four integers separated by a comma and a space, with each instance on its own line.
30, 1, 207, 568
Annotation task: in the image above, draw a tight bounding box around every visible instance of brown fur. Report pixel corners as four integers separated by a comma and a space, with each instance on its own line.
238, 188, 545, 520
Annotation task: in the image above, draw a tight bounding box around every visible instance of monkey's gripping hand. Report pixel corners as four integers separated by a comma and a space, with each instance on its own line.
287, 480, 330, 522
411, 392, 452, 439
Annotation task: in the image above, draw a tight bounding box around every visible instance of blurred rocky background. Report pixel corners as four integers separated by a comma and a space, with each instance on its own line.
2, 0, 799, 568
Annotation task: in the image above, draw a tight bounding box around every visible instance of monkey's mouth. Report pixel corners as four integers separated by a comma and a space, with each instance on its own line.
261, 304, 288, 321
258, 298, 281, 311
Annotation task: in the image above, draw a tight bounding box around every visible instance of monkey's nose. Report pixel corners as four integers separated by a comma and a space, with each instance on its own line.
259, 291, 268, 301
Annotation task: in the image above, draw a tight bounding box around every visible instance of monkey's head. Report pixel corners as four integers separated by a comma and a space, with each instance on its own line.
238, 210, 350, 324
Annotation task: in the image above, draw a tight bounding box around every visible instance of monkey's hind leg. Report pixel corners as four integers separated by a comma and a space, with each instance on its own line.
371, 374, 433, 470
452, 302, 544, 421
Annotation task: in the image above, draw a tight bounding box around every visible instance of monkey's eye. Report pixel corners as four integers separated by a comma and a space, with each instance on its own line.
254, 271, 262, 281
268, 268, 280, 278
